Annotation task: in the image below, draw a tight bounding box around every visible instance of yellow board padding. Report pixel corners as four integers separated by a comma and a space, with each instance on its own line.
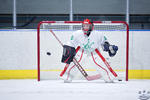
41, 69, 96, 72
0, 70, 37, 79
0, 69, 150, 79
128, 70, 150, 79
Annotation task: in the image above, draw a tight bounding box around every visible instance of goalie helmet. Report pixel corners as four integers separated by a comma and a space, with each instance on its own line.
82, 19, 94, 36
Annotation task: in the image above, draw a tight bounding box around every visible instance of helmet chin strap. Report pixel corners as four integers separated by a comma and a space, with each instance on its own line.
84, 30, 91, 37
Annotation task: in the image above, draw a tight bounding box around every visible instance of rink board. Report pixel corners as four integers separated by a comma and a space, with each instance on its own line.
0, 30, 150, 80
0, 69, 150, 79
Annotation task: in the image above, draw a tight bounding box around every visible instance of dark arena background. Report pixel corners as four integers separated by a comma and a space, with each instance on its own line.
0, 0, 150, 100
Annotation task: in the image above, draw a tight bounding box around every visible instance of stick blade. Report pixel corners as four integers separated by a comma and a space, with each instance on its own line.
86, 74, 101, 81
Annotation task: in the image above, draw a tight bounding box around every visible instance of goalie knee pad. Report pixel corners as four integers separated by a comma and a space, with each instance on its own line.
61, 45, 76, 64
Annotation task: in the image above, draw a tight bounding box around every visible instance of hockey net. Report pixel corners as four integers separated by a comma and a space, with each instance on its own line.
37, 21, 129, 81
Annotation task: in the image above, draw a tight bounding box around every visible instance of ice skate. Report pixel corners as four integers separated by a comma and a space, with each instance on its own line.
60, 72, 74, 83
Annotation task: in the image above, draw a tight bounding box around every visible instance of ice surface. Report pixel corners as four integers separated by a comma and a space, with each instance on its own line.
0, 79, 150, 100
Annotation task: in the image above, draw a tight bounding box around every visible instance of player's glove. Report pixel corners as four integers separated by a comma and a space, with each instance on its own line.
102, 42, 118, 57
108, 45, 118, 57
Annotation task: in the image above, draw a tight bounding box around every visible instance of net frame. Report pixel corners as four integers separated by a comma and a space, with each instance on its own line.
37, 21, 129, 81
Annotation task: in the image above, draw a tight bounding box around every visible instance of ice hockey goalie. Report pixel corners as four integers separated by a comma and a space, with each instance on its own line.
60, 19, 118, 83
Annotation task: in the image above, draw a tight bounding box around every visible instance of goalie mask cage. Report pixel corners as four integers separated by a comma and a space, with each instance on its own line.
37, 21, 129, 81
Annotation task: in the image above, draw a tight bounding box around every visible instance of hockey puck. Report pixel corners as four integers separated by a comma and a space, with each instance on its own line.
47, 52, 51, 56
118, 79, 122, 81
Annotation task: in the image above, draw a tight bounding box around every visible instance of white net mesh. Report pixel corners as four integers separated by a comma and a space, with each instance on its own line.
37, 21, 129, 81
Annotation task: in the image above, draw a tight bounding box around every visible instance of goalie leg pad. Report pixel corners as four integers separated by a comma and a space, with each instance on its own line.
61, 45, 76, 64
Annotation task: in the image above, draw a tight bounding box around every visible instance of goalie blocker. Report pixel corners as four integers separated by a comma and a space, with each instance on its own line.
61, 45, 76, 64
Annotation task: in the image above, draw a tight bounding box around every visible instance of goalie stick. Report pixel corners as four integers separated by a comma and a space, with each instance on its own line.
95, 49, 118, 77
49, 30, 101, 81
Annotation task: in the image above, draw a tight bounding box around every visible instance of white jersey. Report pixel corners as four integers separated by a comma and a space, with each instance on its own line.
68, 30, 107, 53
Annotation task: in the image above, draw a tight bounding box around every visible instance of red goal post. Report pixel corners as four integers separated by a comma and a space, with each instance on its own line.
37, 21, 129, 81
